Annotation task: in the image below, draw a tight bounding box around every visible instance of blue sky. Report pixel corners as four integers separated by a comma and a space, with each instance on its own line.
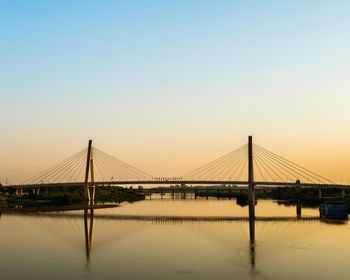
1, 0, 350, 182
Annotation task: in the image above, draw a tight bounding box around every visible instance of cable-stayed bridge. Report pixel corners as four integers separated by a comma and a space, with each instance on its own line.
5, 136, 350, 203
2, 136, 348, 267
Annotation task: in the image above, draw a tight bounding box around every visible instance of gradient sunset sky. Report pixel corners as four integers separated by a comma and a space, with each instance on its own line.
1, 0, 350, 184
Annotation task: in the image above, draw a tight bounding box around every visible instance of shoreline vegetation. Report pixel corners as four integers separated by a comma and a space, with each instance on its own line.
0, 185, 145, 208
0, 185, 348, 209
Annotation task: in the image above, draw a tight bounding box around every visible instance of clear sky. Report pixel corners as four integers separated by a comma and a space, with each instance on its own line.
1, 0, 350, 184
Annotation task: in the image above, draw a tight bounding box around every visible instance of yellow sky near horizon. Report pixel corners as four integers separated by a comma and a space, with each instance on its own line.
1, 1, 350, 184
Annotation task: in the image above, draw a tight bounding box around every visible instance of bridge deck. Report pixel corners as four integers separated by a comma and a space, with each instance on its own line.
6, 180, 350, 189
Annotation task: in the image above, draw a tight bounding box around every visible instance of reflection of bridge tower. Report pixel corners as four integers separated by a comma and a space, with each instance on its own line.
85, 140, 95, 205
249, 239, 256, 270
84, 209, 94, 261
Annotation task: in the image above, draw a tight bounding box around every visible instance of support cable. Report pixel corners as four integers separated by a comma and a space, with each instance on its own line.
183, 144, 247, 180
94, 148, 152, 180
50, 151, 87, 183
25, 149, 87, 184
253, 157, 266, 181
199, 145, 247, 180
254, 144, 334, 184
216, 146, 248, 180
254, 147, 314, 183
254, 153, 284, 182
93, 155, 116, 182
221, 147, 248, 180
63, 152, 87, 183
253, 154, 274, 181
254, 149, 294, 182
94, 150, 146, 180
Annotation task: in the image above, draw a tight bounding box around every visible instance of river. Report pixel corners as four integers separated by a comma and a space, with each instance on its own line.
0, 196, 349, 280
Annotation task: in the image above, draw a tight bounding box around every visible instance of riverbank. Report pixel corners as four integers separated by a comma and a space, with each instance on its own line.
193, 187, 350, 208
0, 186, 145, 208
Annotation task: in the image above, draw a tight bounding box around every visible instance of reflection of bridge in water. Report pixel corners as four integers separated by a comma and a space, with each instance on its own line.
28, 211, 321, 222
1, 204, 337, 271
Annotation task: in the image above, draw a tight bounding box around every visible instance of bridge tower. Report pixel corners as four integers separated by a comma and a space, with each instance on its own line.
84, 140, 95, 205
248, 136, 255, 242
248, 136, 255, 216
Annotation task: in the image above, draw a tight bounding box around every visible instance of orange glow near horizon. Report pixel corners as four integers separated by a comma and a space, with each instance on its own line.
1, 134, 350, 185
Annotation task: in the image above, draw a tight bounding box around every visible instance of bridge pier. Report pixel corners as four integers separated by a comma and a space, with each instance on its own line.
341, 189, 345, 198
217, 190, 220, 199
87, 186, 95, 205
296, 202, 302, 219
194, 190, 198, 199
15, 188, 23, 196
319, 189, 322, 199
32, 187, 40, 195
206, 190, 209, 200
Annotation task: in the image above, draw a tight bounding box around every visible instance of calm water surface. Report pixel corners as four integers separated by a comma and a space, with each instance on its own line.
0, 197, 349, 280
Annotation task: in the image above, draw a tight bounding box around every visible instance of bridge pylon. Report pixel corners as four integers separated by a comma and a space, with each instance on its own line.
84, 140, 96, 205
248, 135, 255, 241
